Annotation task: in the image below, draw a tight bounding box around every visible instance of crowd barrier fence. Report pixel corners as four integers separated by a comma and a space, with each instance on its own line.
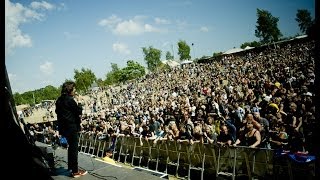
77, 132, 316, 180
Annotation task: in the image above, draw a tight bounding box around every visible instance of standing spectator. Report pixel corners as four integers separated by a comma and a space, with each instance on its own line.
217, 125, 234, 146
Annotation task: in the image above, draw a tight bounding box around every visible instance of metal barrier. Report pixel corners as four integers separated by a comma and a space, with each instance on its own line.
78, 135, 316, 180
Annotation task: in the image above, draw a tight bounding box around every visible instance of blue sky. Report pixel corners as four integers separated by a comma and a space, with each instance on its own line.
5, 0, 315, 93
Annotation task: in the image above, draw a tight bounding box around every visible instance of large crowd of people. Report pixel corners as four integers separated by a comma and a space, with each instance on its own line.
27, 38, 316, 156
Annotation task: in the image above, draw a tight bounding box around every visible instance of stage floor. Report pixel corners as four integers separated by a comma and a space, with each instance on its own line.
51, 146, 166, 180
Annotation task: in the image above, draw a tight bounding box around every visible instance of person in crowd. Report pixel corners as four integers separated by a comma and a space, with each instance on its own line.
269, 123, 288, 150
55, 81, 87, 178
253, 111, 270, 147
217, 125, 234, 146
233, 121, 261, 148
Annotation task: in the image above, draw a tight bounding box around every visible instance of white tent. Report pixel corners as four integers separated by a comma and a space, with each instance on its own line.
244, 46, 254, 50
162, 60, 180, 67
295, 34, 307, 39
180, 60, 193, 65
223, 47, 244, 55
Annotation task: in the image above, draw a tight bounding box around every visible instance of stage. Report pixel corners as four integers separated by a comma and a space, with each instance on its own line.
50, 145, 168, 180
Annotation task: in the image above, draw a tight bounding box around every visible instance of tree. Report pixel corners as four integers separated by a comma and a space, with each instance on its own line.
212, 52, 223, 57
96, 78, 104, 87
13, 85, 60, 105
142, 46, 162, 72
295, 9, 313, 34
177, 40, 191, 60
105, 61, 145, 85
73, 68, 97, 93
240, 41, 261, 49
104, 63, 121, 85
165, 51, 174, 60
255, 9, 282, 44
121, 60, 146, 82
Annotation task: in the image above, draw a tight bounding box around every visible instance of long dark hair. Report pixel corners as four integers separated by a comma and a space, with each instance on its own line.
61, 81, 76, 95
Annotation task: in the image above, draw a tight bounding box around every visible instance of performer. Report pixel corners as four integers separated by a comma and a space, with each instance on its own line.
55, 81, 87, 178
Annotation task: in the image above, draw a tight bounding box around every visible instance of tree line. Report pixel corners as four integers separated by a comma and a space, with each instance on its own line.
13, 8, 314, 106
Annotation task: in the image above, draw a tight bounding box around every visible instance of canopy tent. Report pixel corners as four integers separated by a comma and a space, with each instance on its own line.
295, 34, 307, 39
223, 47, 244, 55
162, 60, 180, 67
180, 60, 193, 65
244, 46, 254, 50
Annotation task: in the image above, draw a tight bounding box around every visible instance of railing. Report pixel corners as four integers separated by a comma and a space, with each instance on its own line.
77, 132, 316, 180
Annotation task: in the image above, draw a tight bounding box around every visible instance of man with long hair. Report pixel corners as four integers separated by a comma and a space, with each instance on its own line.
55, 81, 87, 178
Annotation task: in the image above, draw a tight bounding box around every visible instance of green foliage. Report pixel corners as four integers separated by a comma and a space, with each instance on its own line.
240, 41, 261, 49
177, 40, 191, 60
74, 68, 97, 93
104, 60, 145, 85
13, 85, 60, 106
212, 52, 223, 57
165, 51, 174, 60
255, 8, 282, 44
295, 9, 313, 34
142, 46, 162, 72
96, 78, 104, 87
120, 60, 146, 82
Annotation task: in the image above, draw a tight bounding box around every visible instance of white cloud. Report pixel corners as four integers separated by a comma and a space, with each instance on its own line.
40, 61, 54, 75
154, 17, 170, 25
5, 0, 55, 55
200, 26, 209, 32
99, 15, 165, 36
112, 43, 131, 54
114, 19, 144, 35
98, 14, 121, 28
30, 1, 55, 10
144, 24, 162, 33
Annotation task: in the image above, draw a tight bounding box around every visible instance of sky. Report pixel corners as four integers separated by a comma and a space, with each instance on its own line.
5, 0, 315, 93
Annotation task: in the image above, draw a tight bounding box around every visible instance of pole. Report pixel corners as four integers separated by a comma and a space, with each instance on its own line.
192, 43, 195, 60
33, 92, 35, 104
171, 44, 174, 60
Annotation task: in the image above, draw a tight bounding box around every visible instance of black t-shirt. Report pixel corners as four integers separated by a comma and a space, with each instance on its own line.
217, 133, 233, 144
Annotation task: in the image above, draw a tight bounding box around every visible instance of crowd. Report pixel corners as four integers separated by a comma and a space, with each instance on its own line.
27, 38, 316, 156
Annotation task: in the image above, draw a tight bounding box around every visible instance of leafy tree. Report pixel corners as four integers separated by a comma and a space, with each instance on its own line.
104, 63, 120, 85
165, 51, 174, 60
111, 63, 119, 72
104, 71, 117, 85
96, 78, 104, 87
40, 85, 60, 100
13, 85, 60, 106
105, 61, 145, 85
255, 8, 282, 44
13, 92, 27, 105
240, 41, 261, 49
142, 46, 162, 72
74, 68, 97, 93
117, 61, 144, 82
212, 52, 223, 57
295, 9, 313, 34
177, 40, 191, 60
